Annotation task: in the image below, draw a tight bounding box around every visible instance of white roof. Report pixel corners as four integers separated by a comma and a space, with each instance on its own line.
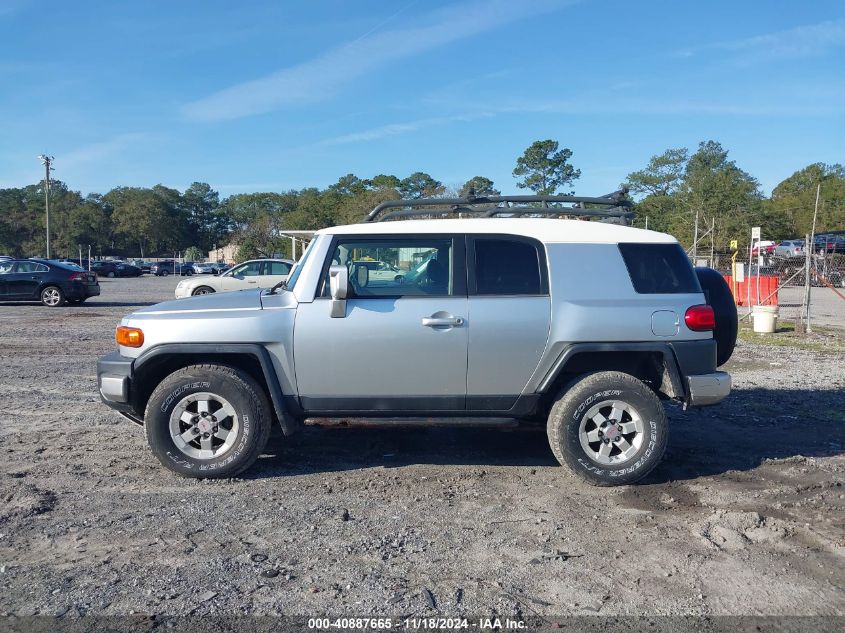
316, 218, 677, 245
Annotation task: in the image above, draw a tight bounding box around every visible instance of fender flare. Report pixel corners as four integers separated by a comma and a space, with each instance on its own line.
535, 342, 687, 400
133, 343, 301, 436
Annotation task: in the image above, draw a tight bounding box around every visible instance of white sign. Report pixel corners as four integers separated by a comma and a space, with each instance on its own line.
735, 262, 745, 282
751, 226, 761, 240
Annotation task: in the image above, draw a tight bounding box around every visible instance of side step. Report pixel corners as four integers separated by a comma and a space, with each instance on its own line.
305, 417, 519, 428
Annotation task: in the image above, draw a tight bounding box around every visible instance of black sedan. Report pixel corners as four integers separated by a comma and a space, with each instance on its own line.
0, 259, 100, 306
91, 261, 142, 278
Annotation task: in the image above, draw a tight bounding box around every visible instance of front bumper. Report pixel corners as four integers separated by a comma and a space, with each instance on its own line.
686, 371, 731, 407
97, 351, 135, 411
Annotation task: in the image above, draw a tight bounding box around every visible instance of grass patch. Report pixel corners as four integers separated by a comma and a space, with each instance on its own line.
738, 319, 845, 353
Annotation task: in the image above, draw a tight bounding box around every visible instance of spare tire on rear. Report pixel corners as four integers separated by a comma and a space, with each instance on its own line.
695, 267, 737, 366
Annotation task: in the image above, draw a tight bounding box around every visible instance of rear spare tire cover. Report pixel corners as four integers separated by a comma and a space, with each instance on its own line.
695, 267, 737, 366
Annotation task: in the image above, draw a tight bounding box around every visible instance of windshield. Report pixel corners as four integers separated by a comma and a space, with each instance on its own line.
284, 237, 318, 291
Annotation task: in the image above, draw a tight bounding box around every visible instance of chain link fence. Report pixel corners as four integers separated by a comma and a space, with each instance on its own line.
689, 244, 845, 326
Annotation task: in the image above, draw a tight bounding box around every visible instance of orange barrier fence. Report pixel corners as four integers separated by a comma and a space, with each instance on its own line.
722, 275, 779, 307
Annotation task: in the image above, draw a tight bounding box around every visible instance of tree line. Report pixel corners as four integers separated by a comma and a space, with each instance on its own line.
1, 139, 842, 261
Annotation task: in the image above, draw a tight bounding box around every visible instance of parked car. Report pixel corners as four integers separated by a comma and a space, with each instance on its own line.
773, 240, 805, 258
0, 258, 100, 306
0, 255, 12, 261
131, 260, 152, 274
211, 262, 231, 274
150, 261, 193, 276
98, 192, 736, 485
192, 262, 216, 274
350, 260, 405, 283
751, 240, 776, 257
174, 258, 293, 297
92, 261, 142, 278
813, 235, 838, 253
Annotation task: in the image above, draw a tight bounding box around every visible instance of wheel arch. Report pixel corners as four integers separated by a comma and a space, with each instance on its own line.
536, 343, 685, 411
131, 344, 301, 436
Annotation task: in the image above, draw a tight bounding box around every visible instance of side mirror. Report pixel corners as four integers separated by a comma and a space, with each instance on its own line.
329, 265, 348, 318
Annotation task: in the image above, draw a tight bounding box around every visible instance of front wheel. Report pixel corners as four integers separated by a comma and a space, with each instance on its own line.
40, 285, 65, 307
547, 371, 667, 486
160, 270, 169, 276
144, 364, 272, 478
192, 286, 215, 296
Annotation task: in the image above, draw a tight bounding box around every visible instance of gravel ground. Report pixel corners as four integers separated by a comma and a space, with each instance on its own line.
0, 276, 843, 621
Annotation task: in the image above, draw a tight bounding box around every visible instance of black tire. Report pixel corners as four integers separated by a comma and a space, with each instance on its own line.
394, 275, 404, 282
107, 271, 115, 278
547, 371, 668, 486
161, 270, 169, 276
192, 286, 215, 296
40, 285, 65, 307
695, 267, 737, 366
144, 364, 272, 478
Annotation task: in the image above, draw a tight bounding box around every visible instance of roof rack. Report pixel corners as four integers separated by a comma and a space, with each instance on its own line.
363, 189, 634, 223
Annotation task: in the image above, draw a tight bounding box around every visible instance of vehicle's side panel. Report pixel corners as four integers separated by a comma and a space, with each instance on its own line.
524, 243, 708, 392
465, 296, 550, 408
293, 296, 469, 411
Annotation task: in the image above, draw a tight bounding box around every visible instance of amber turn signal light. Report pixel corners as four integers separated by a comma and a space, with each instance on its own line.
116, 326, 144, 348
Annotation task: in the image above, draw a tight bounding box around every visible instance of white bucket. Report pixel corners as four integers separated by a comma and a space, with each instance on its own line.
752, 305, 778, 333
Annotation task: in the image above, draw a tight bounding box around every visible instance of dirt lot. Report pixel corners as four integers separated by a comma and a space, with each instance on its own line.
0, 276, 843, 622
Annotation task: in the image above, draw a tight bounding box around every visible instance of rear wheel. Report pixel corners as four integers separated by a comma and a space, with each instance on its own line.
144, 364, 272, 478
40, 285, 65, 307
547, 371, 667, 486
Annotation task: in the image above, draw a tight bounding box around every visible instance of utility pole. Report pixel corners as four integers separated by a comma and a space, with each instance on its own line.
38, 155, 54, 259
802, 184, 821, 333
692, 208, 699, 262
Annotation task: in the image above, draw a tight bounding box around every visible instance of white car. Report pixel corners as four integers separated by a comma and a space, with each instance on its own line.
174, 258, 293, 298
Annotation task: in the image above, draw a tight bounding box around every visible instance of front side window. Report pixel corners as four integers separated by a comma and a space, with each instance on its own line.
473, 238, 544, 295
228, 262, 262, 277
326, 238, 453, 297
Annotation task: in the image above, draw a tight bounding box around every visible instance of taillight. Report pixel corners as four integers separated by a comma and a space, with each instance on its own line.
685, 305, 715, 331
69, 272, 85, 281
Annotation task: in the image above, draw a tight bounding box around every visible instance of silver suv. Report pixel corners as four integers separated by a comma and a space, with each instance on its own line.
97, 193, 736, 486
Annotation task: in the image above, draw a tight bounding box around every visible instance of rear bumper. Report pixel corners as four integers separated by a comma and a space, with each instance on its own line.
97, 351, 135, 411
65, 282, 100, 299
686, 371, 731, 407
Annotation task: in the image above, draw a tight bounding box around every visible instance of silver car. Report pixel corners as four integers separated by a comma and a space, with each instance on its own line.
97, 193, 735, 486
774, 240, 805, 258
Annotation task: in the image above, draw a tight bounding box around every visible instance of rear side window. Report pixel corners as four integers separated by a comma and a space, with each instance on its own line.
618, 243, 701, 294
473, 238, 545, 295
266, 261, 292, 275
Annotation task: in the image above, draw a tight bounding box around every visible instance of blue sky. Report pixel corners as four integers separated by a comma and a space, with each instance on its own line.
1, 0, 843, 198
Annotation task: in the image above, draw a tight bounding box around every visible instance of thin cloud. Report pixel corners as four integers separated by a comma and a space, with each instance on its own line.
305, 96, 841, 149
61, 133, 149, 169
676, 19, 845, 63
315, 112, 493, 146
182, 0, 574, 122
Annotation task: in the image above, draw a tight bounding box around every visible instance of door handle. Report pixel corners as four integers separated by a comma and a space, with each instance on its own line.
422, 316, 464, 327
247, 280, 257, 283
